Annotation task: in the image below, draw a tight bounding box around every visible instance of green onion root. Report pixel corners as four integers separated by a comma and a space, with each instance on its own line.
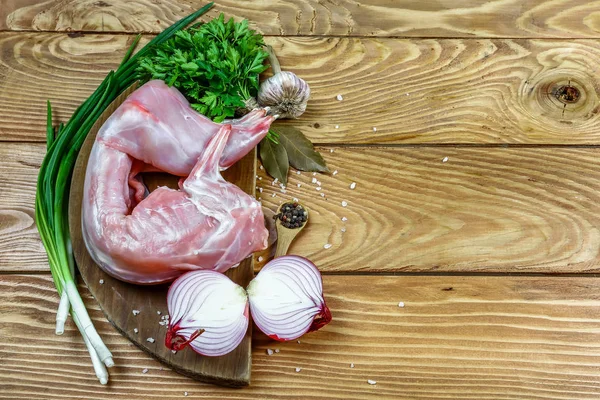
55, 291, 69, 335
73, 311, 109, 384
55, 239, 75, 335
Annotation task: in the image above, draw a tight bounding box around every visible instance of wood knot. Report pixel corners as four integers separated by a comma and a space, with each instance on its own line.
554, 85, 580, 104
522, 72, 598, 125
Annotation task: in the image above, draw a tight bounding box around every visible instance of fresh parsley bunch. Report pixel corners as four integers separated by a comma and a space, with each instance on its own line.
136, 13, 270, 122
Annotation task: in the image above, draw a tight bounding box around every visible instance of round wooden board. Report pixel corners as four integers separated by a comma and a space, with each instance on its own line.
68, 85, 255, 387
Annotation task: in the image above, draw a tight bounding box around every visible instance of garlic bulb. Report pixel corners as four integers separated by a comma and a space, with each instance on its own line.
257, 46, 310, 119
166, 270, 249, 357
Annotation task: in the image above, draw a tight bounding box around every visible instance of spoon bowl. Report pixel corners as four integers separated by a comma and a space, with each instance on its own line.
274, 201, 309, 257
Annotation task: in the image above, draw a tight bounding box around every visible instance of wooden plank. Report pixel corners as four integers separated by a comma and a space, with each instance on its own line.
2, 0, 600, 38
5, 142, 600, 274
1, 274, 600, 399
3, 33, 600, 144
0, 142, 44, 271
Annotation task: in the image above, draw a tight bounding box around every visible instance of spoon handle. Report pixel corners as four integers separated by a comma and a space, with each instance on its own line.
274, 226, 296, 258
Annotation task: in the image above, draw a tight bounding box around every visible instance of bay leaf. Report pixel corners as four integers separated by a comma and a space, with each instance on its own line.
259, 137, 289, 184
273, 126, 329, 173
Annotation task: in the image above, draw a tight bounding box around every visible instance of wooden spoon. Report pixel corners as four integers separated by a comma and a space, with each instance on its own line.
274, 202, 309, 257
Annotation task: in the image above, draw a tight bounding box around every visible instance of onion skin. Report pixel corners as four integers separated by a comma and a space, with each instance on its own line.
165, 270, 249, 357
247, 255, 331, 342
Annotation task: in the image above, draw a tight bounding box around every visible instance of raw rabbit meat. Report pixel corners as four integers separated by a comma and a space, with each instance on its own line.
82, 81, 272, 284
98, 80, 274, 175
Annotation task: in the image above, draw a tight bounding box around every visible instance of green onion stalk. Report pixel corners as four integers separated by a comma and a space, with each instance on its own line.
35, 3, 214, 384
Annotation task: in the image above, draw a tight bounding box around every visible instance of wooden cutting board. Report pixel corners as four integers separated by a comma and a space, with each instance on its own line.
68, 84, 255, 387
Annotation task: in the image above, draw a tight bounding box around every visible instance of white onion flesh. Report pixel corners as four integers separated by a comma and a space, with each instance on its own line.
166, 270, 249, 357
247, 256, 331, 341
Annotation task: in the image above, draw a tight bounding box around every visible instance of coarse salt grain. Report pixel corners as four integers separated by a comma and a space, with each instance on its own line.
341, 217, 348, 222
147, 337, 155, 343
258, 187, 263, 193
312, 177, 317, 183
336, 94, 343, 101
335, 125, 340, 129
258, 177, 262, 180
275, 349, 280, 353
442, 156, 449, 163
132, 310, 140, 316
341, 227, 346, 232
313, 172, 317, 176
157, 311, 161, 315
296, 170, 301, 175
258, 256, 264, 262
293, 197, 299, 202
259, 165, 264, 170
320, 193, 325, 197
172, 350, 177, 354
333, 170, 338, 176
316, 187, 322, 191
142, 368, 149, 374
373, 127, 377, 132
368, 379, 377, 385
184, 392, 188, 396
330, 149, 334, 153
267, 349, 274, 356
297, 183, 302, 188
297, 340, 301, 344
398, 302, 405, 308
133, 328, 138, 334
324, 243, 332, 249
350, 363, 355, 368
350, 182, 356, 189
341, 201, 348, 207
317, 181, 321, 186
271, 193, 277, 198
99, 279, 104, 285
295, 367, 302, 372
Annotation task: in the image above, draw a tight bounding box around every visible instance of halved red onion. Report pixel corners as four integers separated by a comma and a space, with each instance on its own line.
247, 255, 332, 341
166, 270, 249, 357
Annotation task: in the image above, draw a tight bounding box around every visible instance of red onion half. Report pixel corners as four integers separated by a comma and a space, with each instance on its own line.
247, 255, 332, 341
166, 270, 249, 356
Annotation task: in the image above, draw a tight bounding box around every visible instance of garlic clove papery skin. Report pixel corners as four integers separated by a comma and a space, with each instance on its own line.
257, 71, 310, 119
166, 270, 249, 357
247, 255, 331, 341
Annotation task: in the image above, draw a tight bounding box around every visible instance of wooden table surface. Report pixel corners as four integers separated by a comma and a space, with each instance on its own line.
2, 1, 600, 399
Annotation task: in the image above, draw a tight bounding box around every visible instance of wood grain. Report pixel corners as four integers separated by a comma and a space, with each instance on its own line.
1, 274, 600, 399
66, 85, 255, 386
3, 33, 600, 144
256, 146, 600, 274
0, 142, 45, 271
6, 142, 600, 274
3, 0, 600, 38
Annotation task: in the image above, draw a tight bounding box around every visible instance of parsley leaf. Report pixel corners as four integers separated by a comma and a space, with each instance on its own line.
136, 13, 269, 122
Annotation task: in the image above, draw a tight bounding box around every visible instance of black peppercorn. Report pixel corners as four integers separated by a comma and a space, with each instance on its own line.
277, 202, 307, 229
